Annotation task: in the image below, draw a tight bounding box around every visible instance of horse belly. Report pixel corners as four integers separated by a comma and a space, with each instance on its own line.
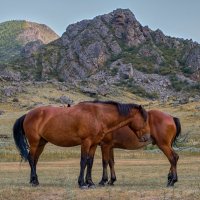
41, 131, 82, 147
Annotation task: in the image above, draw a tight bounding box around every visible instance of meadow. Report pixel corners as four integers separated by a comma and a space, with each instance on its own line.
0, 152, 200, 200
0, 83, 200, 199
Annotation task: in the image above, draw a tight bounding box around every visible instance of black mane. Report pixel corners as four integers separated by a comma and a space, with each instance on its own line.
84, 100, 147, 120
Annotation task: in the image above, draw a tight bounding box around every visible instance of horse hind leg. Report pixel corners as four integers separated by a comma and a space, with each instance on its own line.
158, 144, 179, 187
28, 138, 47, 186
167, 151, 179, 187
107, 148, 116, 186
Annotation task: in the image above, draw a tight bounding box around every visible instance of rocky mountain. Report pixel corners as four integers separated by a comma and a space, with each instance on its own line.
0, 20, 59, 63
1, 9, 200, 101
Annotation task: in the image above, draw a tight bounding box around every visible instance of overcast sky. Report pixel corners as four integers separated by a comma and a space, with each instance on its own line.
0, 0, 200, 43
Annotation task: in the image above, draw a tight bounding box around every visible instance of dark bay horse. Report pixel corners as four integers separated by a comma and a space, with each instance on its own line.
13, 101, 148, 189
99, 109, 181, 187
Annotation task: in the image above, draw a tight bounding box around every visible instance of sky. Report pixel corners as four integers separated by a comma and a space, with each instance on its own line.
0, 0, 200, 43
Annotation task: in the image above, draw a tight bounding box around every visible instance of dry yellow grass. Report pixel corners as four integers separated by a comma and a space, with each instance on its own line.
0, 154, 199, 200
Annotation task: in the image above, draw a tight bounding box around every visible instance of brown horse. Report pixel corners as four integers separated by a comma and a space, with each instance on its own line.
13, 101, 149, 189
99, 109, 181, 187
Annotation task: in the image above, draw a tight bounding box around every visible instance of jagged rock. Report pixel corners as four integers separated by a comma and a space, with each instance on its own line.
153, 29, 167, 44
0, 97, 7, 103
12, 98, 19, 102
81, 87, 97, 97
111, 9, 147, 46
176, 74, 196, 84
110, 59, 134, 79
2, 85, 24, 97
195, 105, 200, 110
110, 59, 174, 100
183, 46, 200, 80
97, 85, 110, 96
0, 70, 21, 81
58, 85, 68, 91
194, 95, 200, 101
138, 45, 164, 65
178, 98, 189, 105
2, 86, 17, 97
21, 40, 43, 58
59, 96, 74, 105
0, 110, 5, 115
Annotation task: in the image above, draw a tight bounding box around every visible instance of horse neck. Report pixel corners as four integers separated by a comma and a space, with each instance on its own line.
105, 117, 133, 134
100, 107, 133, 134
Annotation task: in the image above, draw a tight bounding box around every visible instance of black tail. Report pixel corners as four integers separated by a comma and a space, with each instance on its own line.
173, 117, 181, 146
13, 114, 29, 161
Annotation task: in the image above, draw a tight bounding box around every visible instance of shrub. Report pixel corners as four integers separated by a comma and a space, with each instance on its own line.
169, 74, 187, 91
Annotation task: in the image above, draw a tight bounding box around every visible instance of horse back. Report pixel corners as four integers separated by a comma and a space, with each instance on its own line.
23, 106, 68, 137
23, 105, 103, 146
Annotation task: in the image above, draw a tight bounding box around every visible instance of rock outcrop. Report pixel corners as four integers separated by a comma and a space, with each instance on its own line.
1, 9, 200, 100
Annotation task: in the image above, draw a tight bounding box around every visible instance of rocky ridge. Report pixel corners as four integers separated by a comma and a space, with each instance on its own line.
1, 9, 200, 101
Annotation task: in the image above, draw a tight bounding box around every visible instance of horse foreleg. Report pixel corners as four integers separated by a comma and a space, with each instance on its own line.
158, 144, 179, 187
99, 144, 110, 186
85, 145, 97, 188
78, 139, 91, 189
78, 156, 88, 189
108, 148, 116, 185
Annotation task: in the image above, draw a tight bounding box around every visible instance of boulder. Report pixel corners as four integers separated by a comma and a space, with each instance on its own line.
59, 96, 74, 105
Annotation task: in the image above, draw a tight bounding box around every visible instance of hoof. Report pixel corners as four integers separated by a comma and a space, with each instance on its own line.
88, 184, 96, 189
167, 179, 177, 187
79, 184, 89, 189
29, 177, 39, 187
167, 181, 175, 187
30, 181, 39, 187
99, 180, 106, 186
107, 181, 114, 186
86, 180, 95, 189
167, 176, 177, 187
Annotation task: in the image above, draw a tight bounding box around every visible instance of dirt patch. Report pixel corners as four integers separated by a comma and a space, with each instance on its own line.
0, 134, 9, 139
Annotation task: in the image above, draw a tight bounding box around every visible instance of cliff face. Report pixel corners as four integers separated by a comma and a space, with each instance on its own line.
0, 20, 59, 63
1, 9, 200, 100
37, 9, 152, 81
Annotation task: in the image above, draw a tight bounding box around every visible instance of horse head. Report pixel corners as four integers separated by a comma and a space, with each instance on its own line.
128, 105, 151, 141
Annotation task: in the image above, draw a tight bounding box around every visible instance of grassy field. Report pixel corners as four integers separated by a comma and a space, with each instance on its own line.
0, 153, 200, 200
0, 83, 200, 199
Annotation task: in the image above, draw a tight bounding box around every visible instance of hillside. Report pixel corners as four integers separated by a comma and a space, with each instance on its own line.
0, 9, 200, 159
1, 9, 200, 101
0, 20, 59, 63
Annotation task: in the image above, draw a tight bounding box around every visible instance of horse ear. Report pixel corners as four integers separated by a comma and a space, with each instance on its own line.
139, 105, 142, 110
